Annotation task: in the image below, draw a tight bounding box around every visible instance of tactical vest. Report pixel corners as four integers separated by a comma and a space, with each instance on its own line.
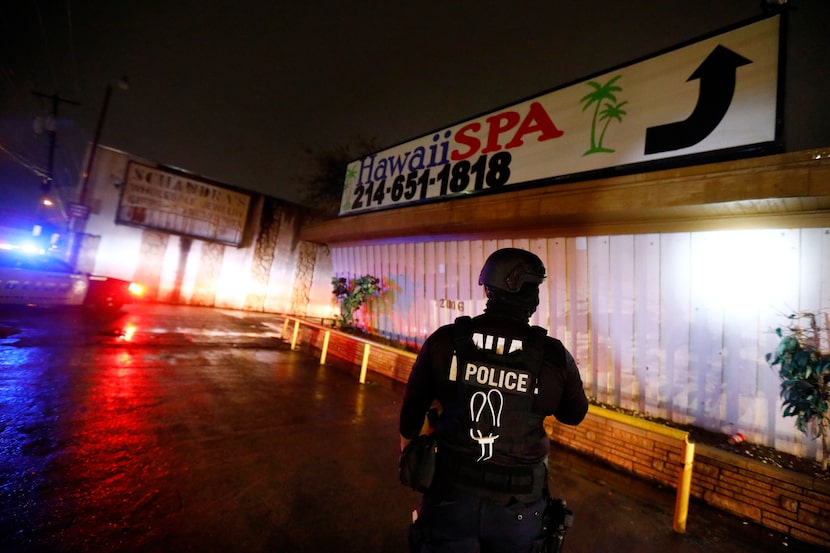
435, 316, 549, 498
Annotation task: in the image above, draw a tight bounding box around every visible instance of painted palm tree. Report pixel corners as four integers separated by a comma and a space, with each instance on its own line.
580, 75, 624, 155
595, 100, 628, 154
341, 166, 358, 212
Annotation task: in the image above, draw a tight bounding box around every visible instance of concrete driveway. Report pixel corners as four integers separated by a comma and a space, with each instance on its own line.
0, 304, 812, 552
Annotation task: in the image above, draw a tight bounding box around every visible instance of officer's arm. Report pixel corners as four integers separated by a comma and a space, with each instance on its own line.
399, 338, 438, 444
554, 350, 589, 425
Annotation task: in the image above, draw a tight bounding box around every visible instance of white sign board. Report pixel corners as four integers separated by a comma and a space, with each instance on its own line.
117, 162, 251, 246
340, 15, 780, 215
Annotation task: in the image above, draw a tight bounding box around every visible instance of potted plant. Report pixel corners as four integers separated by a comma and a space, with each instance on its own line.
331, 275, 383, 331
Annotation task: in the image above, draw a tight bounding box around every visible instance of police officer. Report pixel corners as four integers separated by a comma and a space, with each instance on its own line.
399, 247, 588, 552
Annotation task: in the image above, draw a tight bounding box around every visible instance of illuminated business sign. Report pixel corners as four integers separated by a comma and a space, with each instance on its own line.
340, 15, 781, 215
117, 162, 251, 246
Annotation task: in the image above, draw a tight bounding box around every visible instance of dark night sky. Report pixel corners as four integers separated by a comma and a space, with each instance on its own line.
0, 1, 821, 217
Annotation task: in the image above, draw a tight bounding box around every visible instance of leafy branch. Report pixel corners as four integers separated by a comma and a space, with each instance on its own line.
766, 311, 830, 470
296, 137, 378, 217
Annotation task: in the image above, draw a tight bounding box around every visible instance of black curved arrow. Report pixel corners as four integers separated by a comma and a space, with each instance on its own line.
645, 45, 752, 154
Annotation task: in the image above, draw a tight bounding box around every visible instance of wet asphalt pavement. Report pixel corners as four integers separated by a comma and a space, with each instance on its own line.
0, 304, 817, 552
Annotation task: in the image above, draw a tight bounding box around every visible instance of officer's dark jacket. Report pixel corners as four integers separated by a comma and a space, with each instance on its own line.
399, 313, 588, 499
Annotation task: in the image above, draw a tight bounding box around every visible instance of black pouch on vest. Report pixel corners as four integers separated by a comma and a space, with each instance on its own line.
399, 434, 438, 492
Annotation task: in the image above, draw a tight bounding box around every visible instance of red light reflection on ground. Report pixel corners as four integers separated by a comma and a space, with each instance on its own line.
119, 324, 137, 342
45, 349, 177, 548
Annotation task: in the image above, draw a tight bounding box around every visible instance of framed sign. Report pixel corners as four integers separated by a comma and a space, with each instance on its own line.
117, 162, 251, 246
340, 15, 781, 215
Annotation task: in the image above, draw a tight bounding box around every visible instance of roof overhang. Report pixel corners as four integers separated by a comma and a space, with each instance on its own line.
301, 149, 830, 246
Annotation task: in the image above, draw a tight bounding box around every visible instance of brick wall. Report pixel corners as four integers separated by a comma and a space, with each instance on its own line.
292, 322, 417, 383
286, 319, 830, 549
546, 405, 689, 487
693, 444, 830, 546
546, 408, 830, 548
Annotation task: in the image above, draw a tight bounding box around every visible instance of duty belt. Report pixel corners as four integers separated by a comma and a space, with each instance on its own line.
437, 451, 543, 495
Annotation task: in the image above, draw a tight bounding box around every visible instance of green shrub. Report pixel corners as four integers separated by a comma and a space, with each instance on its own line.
331, 275, 383, 330
766, 312, 830, 470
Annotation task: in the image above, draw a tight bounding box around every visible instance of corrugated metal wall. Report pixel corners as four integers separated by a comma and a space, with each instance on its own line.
331, 229, 830, 461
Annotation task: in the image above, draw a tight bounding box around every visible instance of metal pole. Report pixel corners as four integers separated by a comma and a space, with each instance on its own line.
320, 330, 331, 364
359, 344, 371, 384
673, 438, 696, 533
69, 78, 126, 268
45, 94, 58, 193
30, 91, 80, 194
291, 320, 300, 350
79, 84, 113, 207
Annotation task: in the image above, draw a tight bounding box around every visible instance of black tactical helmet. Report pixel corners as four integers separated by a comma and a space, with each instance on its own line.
478, 248, 546, 293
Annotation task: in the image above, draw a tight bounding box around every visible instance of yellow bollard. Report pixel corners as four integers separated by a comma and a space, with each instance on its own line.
291, 320, 300, 351
281, 317, 290, 340
359, 343, 370, 384
320, 330, 330, 365
673, 437, 695, 533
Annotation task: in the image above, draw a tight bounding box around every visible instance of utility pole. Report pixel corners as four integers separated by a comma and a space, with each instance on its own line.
68, 77, 128, 269
79, 77, 128, 206
31, 91, 80, 194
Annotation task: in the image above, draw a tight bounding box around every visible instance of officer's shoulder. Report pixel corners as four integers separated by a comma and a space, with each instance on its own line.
426, 323, 459, 342
540, 334, 568, 361
541, 334, 563, 346
526, 325, 557, 346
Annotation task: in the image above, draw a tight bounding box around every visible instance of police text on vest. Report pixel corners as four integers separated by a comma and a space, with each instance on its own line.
464, 363, 530, 393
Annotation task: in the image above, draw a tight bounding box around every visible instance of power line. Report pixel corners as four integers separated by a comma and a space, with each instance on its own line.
0, 143, 47, 178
